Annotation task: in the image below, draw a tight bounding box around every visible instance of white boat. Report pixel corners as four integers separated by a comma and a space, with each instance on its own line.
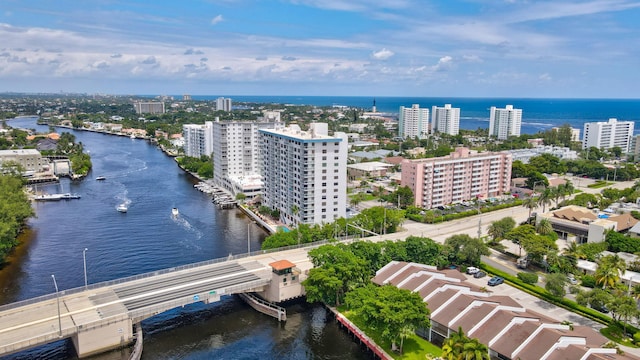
172, 207, 179, 216
117, 204, 128, 213
130, 134, 136, 139
96, 176, 106, 181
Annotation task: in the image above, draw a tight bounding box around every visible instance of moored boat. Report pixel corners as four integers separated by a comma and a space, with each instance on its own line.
96, 176, 106, 181
172, 207, 179, 216
117, 203, 128, 213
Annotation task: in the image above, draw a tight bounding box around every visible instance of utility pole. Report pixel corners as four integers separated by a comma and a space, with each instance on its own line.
477, 218, 482, 239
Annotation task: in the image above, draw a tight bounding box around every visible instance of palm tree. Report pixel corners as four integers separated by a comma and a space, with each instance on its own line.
595, 254, 627, 289
563, 180, 575, 199
536, 218, 554, 236
442, 327, 489, 360
538, 188, 553, 213
460, 338, 490, 360
522, 196, 539, 218
442, 327, 466, 360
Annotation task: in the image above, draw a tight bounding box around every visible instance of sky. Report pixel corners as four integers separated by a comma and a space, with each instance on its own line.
1, 0, 640, 98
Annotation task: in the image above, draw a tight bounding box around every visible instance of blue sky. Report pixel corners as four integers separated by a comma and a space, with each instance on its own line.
1, 0, 640, 98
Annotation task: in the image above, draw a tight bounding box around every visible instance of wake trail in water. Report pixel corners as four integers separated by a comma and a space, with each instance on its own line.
171, 213, 204, 250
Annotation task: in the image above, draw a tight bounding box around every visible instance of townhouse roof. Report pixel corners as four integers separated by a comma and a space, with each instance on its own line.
373, 261, 639, 360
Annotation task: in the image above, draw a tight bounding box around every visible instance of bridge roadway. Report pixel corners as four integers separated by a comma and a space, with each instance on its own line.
0, 249, 315, 358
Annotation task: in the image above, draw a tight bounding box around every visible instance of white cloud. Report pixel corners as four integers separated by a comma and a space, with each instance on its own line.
539, 73, 552, 81
431, 56, 453, 72
211, 15, 224, 25
371, 48, 394, 60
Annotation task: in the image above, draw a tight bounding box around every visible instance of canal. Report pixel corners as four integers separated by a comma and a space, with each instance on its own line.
0, 117, 368, 360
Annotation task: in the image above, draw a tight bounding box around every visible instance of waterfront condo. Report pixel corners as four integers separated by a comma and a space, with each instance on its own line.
489, 105, 522, 140
259, 123, 348, 226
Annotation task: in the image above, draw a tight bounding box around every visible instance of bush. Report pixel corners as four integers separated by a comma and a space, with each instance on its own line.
581, 275, 596, 288
634, 331, 640, 345
517, 272, 539, 284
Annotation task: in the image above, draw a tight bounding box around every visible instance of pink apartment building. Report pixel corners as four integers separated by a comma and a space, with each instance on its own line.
401, 147, 512, 209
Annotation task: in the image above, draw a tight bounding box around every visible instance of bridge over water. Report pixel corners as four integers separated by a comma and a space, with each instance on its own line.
0, 248, 313, 358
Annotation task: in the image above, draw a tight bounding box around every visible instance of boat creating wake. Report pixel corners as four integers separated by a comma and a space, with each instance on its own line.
171, 212, 204, 244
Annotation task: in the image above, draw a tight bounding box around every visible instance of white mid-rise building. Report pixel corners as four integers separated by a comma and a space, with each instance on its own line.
183, 121, 214, 158
583, 118, 634, 152
489, 105, 522, 140
259, 123, 348, 226
431, 104, 460, 136
212, 120, 283, 198
216, 97, 232, 112
398, 104, 429, 139
133, 101, 165, 114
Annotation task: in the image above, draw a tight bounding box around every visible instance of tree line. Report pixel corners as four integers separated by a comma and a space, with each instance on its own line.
0, 174, 34, 264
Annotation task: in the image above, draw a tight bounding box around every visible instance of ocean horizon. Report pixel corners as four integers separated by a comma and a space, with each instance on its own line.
158, 95, 640, 136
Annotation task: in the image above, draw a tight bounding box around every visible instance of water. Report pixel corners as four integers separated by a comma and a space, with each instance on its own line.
0, 117, 368, 360
188, 96, 640, 135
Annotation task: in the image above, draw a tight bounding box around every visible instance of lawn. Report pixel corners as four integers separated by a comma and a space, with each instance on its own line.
340, 308, 442, 360
587, 181, 614, 189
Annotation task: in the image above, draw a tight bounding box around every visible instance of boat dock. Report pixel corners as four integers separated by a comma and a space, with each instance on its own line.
32, 193, 81, 201
193, 182, 238, 209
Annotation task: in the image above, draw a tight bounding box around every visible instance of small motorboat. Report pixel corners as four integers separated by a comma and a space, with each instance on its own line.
172, 207, 179, 216
117, 204, 128, 213
96, 176, 106, 181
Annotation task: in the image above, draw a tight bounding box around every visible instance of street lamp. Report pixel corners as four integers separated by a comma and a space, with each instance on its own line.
247, 223, 251, 254
51, 274, 62, 337
82, 248, 88, 290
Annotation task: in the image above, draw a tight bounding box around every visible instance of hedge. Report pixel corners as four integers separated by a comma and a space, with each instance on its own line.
517, 272, 538, 284
408, 200, 523, 224
478, 263, 613, 325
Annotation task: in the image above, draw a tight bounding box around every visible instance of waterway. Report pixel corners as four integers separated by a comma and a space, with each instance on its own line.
0, 117, 368, 360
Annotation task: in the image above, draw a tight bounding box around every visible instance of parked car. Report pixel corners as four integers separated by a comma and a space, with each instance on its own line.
591, 304, 609, 313
466, 266, 479, 275
488, 276, 504, 286
567, 274, 578, 285
474, 271, 487, 278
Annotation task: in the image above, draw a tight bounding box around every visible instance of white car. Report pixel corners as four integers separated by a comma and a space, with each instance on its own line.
466, 266, 479, 275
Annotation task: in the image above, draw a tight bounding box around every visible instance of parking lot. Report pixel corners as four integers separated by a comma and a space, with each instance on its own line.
461, 272, 606, 330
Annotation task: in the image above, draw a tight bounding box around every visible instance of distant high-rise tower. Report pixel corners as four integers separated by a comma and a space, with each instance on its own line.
183, 94, 192, 101
372, 98, 377, 113
431, 104, 460, 136
398, 104, 429, 139
216, 97, 232, 112
489, 105, 522, 140
583, 118, 634, 152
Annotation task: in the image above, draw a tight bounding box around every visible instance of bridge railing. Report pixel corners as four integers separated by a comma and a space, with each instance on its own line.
0, 236, 356, 312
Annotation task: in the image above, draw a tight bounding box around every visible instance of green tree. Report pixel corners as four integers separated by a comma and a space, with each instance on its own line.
545, 273, 568, 297
0, 174, 35, 262
442, 327, 489, 360
345, 284, 430, 353
537, 188, 553, 213
595, 254, 626, 289
488, 217, 516, 241
506, 225, 538, 258
443, 234, 490, 266
520, 232, 557, 265
535, 218, 554, 235
522, 196, 538, 218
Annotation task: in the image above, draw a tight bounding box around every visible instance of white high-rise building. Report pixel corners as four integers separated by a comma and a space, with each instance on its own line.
583, 118, 634, 152
398, 104, 429, 139
431, 104, 460, 136
489, 105, 522, 140
216, 97, 232, 112
259, 123, 348, 226
183, 121, 214, 158
212, 119, 283, 198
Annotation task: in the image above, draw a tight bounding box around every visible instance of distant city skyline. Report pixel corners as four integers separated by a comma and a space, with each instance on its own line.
1, 1, 640, 98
